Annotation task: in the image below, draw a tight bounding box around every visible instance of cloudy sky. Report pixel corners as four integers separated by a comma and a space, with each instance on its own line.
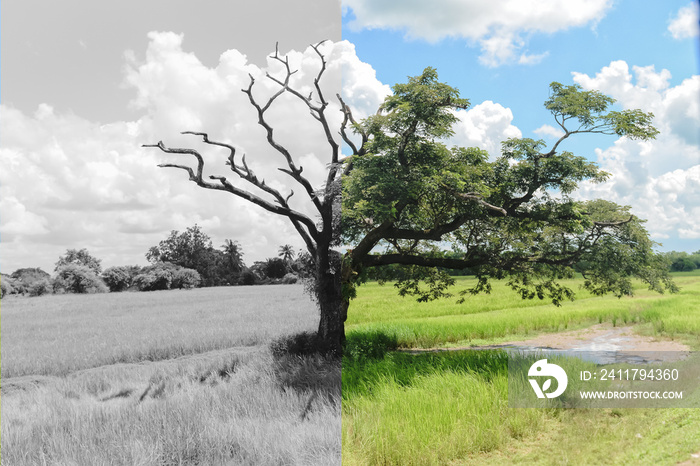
344, 0, 700, 251
1, 0, 698, 274
1, 0, 341, 272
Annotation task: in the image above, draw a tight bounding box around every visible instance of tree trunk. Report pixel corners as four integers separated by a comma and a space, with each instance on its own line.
315, 247, 345, 355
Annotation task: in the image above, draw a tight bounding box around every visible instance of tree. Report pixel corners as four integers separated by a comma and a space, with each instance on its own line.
263, 257, 288, 279
1, 277, 14, 299
144, 42, 343, 353
341, 68, 675, 310
146, 224, 223, 286
102, 265, 142, 292
55, 249, 103, 275
278, 244, 296, 264
10, 268, 51, 295
132, 262, 199, 291
53, 264, 108, 294
221, 239, 246, 283
145, 47, 675, 355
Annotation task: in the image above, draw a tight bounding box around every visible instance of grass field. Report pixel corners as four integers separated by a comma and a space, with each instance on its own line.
1, 285, 341, 465
342, 272, 700, 465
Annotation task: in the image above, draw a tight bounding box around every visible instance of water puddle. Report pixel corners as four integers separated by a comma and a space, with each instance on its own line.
402, 324, 692, 365
488, 346, 685, 365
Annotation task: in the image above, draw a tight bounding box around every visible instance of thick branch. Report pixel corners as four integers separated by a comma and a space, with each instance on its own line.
242, 75, 323, 213
143, 141, 320, 243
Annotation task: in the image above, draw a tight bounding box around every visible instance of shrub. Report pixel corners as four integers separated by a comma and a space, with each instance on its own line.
28, 278, 53, 297
53, 264, 108, 294
10, 268, 51, 294
671, 257, 697, 272
172, 268, 201, 289
239, 269, 257, 286
133, 270, 172, 291
281, 273, 298, 284
133, 262, 200, 291
263, 257, 288, 279
102, 266, 140, 292
1, 278, 14, 298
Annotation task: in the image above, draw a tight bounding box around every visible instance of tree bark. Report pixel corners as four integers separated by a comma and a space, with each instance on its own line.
315, 246, 345, 355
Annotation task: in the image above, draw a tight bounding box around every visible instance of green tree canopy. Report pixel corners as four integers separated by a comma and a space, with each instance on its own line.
341, 68, 676, 305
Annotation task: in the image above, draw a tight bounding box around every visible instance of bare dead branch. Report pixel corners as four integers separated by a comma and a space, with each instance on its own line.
242, 74, 323, 213
143, 141, 320, 243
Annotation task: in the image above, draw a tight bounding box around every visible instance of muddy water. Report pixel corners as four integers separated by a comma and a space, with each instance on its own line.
404, 323, 692, 364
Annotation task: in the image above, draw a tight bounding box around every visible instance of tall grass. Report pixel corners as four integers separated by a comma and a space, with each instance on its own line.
342, 273, 700, 465
347, 274, 700, 348
2, 348, 340, 465
1, 285, 341, 465
1, 284, 319, 378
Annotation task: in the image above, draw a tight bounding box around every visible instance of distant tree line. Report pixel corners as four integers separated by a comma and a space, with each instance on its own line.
660, 250, 700, 272
0, 224, 311, 299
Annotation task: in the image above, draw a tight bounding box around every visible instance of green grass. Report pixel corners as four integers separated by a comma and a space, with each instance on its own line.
342, 273, 700, 465
1, 285, 341, 465
347, 273, 700, 349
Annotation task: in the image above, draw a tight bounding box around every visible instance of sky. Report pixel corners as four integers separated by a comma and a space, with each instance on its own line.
342, 0, 700, 252
1, 0, 342, 273
1, 0, 699, 274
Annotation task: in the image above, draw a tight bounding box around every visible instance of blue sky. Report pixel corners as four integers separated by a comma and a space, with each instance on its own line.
341, 0, 700, 252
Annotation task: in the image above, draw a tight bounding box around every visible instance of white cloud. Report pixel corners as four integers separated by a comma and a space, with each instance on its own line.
332, 41, 392, 120
1, 34, 355, 272
573, 61, 699, 149
343, 0, 611, 66
448, 101, 522, 156
0, 196, 50, 236
668, 2, 700, 40
534, 124, 565, 139
518, 51, 550, 66
571, 61, 700, 245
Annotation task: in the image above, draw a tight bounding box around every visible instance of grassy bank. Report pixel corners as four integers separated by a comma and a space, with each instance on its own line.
347, 272, 700, 348
342, 272, 700, 465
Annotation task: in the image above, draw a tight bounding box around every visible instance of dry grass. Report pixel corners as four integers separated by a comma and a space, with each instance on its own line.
1, 285, 341, 465
1, 285, 320, 378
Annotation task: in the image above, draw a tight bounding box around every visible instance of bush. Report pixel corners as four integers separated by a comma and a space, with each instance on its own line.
133, 270, 172, 291
10, 268, 51, 294
172, 268, 201, 289
28, 278, 53, 297
1, 278, 14, 298
239, 269, 257, 286
133, 262, 200, 291
102, 266, 131, 292
263, 257, 288, 279
281, 273, 298, 284
671, 257, 697, 272
53, 264, 108, 294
